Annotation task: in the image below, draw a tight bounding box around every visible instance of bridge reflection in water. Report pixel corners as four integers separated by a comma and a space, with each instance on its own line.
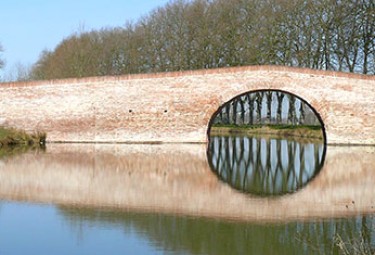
208, 136, 325, 196
0, 143, 374, 254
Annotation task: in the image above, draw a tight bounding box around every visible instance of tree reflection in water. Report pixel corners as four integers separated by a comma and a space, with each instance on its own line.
207, 135, 325, 196
59, 207, 375, 255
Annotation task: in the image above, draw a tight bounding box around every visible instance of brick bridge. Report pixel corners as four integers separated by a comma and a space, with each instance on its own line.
0, 66, 374, 145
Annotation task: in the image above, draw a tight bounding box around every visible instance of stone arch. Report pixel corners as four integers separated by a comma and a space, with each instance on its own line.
206, 89, 327, 146
205, 89, 328, 196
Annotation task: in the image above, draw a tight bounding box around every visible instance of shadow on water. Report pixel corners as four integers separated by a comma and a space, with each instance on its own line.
58, 206, 375, 255
207, 135, 326, 196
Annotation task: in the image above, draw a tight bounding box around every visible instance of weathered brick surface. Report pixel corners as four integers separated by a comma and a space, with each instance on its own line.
0, 65, 374, 144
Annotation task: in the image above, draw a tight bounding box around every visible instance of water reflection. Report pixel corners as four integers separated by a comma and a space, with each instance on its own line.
0, 144, 374, 254
58, 206, 375, 255
0, 144, 373, 221
208, 136, 325, 196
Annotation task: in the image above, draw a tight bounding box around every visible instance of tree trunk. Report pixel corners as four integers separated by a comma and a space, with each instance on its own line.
239, 97, 245, 125
225, 103, 231, 124
276, 92, 285, 124
247, 94, 254, 125
266, 91, 273, 124
288, 95, 296, 125
299, 102, 305, 125
255, 92, 262, 124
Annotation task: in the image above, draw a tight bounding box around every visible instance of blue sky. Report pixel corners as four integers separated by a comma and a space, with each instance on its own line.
0, 0, 170, 79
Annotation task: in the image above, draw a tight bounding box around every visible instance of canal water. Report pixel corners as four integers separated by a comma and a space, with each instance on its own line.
207, 136, 325, 196
0, 137, 374, 255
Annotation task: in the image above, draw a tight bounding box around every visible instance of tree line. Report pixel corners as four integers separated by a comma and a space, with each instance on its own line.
4, 0, 375, 81
213, 91, 320, 126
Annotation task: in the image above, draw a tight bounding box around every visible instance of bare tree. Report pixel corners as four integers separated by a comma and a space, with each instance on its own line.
276, 92, 285, 124
288, 94, 296, 125
247, 93, 254, 125
0, 43, 4, 74
255, 92, 262, 124
29, 0, 374, 80
3, 62, 31, 82
266, 91, 273, 123
299, 100, 305, 125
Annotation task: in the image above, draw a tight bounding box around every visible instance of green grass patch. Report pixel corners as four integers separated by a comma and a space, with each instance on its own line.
267, 124, 322, 130
210, 124, 323, 140
212, 123, 322, 131
0, 127, 46, 148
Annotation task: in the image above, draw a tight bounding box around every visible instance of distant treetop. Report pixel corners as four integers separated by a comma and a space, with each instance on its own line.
30, 0, 375, 80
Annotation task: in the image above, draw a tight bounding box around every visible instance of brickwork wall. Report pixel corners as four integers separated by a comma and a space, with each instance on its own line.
0, 66, 374, 144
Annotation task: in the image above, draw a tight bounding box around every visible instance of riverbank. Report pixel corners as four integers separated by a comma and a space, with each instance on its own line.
210, 124, 323, 140
0, 127, 46, 148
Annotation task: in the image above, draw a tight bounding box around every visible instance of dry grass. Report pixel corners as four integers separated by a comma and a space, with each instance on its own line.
334, 234, 375, 255
0, 127, 46, 148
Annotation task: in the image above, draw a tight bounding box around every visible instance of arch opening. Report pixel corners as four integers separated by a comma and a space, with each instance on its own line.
207, 89, 327, 197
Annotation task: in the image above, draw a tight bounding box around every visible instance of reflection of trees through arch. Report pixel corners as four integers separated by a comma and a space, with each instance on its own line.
207, 136, 325, 196
58, 207, 375, 255
212, 90, 322, 126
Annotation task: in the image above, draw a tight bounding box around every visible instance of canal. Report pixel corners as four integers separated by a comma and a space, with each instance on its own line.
0, 140, 374, 254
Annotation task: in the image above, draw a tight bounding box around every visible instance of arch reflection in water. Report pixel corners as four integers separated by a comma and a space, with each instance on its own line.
207, 136, 325, 196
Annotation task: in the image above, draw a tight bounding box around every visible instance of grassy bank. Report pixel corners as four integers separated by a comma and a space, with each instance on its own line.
210, 124, 323, 140
0, 127, 46, 148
